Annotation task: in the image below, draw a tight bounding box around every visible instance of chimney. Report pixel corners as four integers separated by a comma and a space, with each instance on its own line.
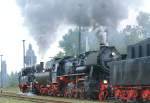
99, 28, 108, 46
96, 26, 109, 48
40, 62, 44, 69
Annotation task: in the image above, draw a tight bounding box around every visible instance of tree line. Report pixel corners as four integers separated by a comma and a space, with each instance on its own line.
57, 12, 150, 57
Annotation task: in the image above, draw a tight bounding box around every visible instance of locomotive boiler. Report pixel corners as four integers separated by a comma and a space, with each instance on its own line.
34, 72, 50, 86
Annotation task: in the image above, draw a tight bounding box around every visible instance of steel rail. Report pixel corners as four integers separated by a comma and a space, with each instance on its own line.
0, 91, 120, 103
0, 92, 72, 103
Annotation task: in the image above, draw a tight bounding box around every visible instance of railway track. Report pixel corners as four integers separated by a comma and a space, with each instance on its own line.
0, 91, 72, 103
0, 91, 120, 103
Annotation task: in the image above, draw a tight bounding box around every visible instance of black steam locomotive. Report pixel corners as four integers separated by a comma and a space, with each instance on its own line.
19, 38, 150, 102
18, 44, 120, 99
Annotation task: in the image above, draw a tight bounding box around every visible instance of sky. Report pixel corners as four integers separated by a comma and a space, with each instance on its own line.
0, 0, 150, 74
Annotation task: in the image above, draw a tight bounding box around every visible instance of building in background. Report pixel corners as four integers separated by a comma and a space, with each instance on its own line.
0, 61, 8, 87
25, 44, 37, 67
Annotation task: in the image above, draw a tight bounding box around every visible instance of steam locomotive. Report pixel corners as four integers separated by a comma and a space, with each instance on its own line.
18, 45, 120, 99
18, 38, 150, 102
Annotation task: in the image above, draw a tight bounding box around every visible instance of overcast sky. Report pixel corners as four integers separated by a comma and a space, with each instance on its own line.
0, 0, 150, 74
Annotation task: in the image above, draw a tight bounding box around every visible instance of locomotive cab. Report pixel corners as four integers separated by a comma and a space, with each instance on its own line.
98, 45, 121, 70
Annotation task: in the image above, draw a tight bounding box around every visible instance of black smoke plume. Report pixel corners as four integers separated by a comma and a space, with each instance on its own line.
16, 0, 139, 56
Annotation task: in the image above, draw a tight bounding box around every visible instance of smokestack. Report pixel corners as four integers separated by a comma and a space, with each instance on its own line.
95, 26, 108, 48
100, 28, 108, 46
40, 62, 44, 69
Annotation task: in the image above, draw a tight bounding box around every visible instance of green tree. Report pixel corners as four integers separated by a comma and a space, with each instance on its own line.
55, 51, 65, 58
59, 28, 100, 56
137, 12, 150, 36
123, 25, 145, 45
108, 32, 126, 53
59, 18, 148, 56
59, 28, 80, 56
8, 72, 18, 87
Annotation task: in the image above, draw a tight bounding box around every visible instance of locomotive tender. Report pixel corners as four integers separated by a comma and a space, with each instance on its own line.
19, 38, 150, 102
110, 38, 150, 102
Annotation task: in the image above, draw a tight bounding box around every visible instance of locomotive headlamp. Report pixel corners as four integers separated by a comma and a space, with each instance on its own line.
103, 80, 108, 84
60, 77, 63, 80
47, 85, 50, 87
112, 52, 116, 56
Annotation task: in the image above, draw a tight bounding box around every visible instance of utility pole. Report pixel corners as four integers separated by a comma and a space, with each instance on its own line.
22, 40, 25, 69
0, 55, 3, 89
78, 3, 82, 56
78, 25, 81, 56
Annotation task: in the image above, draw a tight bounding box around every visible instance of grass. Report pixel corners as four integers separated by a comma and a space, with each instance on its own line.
0, 97, 33, 103
1, 86, 19, 93
0, 87, 32, 103
0, 97, 101, 103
